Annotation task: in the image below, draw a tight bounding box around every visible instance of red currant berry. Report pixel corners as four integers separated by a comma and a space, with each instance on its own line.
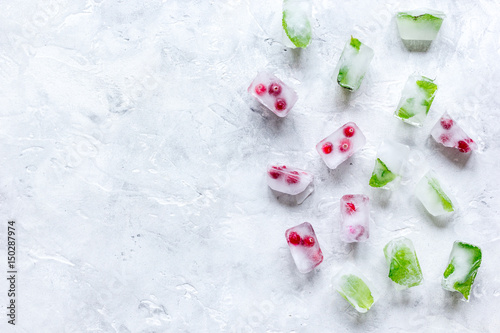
343, 126, 355, 137
288, 232, 301, 245
440, 118, 454, 130
457, 140, 471, 153
254, 83, 266, 95
440, 134, 449, 143
303, 236, 315, 247
322, 142, 333, 154
339, 138, 351, 152
286, 171, 300, 184
275, 98, 287, 111
268, 83, 282, 96
346, 202, 356, 214
268, 169, 281, 179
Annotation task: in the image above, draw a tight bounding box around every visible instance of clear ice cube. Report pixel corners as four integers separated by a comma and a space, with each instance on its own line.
384, 237, 423, 289
430, 112, 477, 153
394, 74, 438, 127
333, 265, 378, 313
335, 36, 374, 91
369, 140, 410, 190
248, 71, 298, 117
267, 164, 314, 204
442, 241, 482, 301
316, 122, 366, 169
415, 170, 455, 216
282, 0, 312, 48
396, 9, 445, 41
285, 222, 323, 273
339, 194, 370, 243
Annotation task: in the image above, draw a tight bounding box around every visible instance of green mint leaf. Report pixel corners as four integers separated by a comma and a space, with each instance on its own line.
369, 158, 396, 187
427, 177, 454, 212
339, 274, 374, 310
416, 79, 438, 98
350, 36, 361, 52
387, 247, 423, 287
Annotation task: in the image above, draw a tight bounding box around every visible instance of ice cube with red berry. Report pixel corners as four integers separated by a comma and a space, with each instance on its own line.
248, 72, 298, 117
285, 222, 323, 273
430, 112, 477, 153
339, 194, 370, 243
267, 164, 314, 204
316, 122, 366, 169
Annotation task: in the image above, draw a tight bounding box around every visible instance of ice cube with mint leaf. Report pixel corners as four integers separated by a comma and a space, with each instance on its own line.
442, 241, 482, 301
335, 36, 374, 91
415, 170, 455, 216
397, 9, 445, 41
282, 0, 312, 48
395, 74, 438, 127
333, 266, 378, 313
384, 237, 423, 290
369, 140, 410, 190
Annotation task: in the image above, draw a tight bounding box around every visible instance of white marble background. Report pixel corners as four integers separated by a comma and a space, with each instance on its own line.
1, 0, 499, 332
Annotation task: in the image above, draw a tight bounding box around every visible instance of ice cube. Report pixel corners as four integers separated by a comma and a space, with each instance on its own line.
396, 9, 445, 41
333, 265, 379, 313
384, 237, 423, 289
335, 36, 374, 91
442, 241, 482, 301
415, 170, 455, 216
282, 0, 312, 48
394, 74, 438, 127
339, 194, 370, 243
430, 112, 477, 153
369, 140, 410, 190
285, 222, 323, 273
316, 122, 366, 169
267, 164, 314, 204
248, 72, 298, 117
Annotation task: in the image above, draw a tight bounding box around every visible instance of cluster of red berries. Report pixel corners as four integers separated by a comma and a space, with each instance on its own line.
268, 165, 301, 184
255, 82, 287, 111
321, 125, 355, 154
288, 231, 315, 247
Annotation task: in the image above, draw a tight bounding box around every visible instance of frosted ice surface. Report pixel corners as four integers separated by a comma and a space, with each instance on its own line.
316, 122, 366, 169
384, 237, 423, 290
333, 265, 379, 313
442, 241, 482, 301
285, 222, 323, 273
369, 140, 410, 190
394, 74, 438, 127
430, 112, 477, 153
335, 37, 374, 91
415, 170, 455, 216
339, 194, 370, 243
396, 9, 445, 41
248, 71, 298, 117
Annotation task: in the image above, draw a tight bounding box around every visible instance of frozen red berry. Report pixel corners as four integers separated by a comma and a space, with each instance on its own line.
440, 118, 454, 130
302, 236, 315, 247
339, 138, 351, 152
457, 140, 471, 153
286, 171, 300, 184
268, 166, 281, 179
343, 126, 355, 137
254, 83, 266, 95
274, 98, 287, 111
440, 134, 449, 143
268, 83, 282, 96
346, 202, 356, 214
322, 142, 333, 154
288, 232, 301, 245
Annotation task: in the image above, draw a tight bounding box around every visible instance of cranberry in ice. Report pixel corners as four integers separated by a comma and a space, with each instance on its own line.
248, 72, 298, 117
285, 222, 323, 273
316, 122, 366, 169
